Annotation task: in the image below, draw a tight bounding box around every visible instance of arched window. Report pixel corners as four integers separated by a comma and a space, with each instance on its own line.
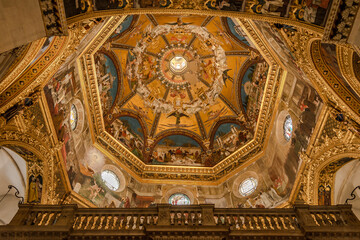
70, 104, 78, 130
283, 115, 293, 141
239, 177, 258, 196
101, 170, 120, 191
168, 193, 191, 205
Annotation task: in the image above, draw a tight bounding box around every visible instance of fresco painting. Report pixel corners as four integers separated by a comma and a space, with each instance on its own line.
151, 135, 204, 166
212, 123, 250, 157
240, 62, 268, 124
225, 17, 251, 47
254, 21, 307, 81
109, 15, 135, 40
94, 52, 119, 113
109, 116, 145, 159
44, 68, 76, 165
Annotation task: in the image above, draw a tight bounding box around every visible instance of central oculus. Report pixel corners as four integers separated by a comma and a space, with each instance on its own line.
170, 56, 187, 73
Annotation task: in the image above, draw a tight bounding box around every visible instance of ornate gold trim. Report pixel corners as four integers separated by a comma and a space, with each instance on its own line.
337, 46, 360, 98
0, 39, 46, 94
0, 37, 68, 113
67, 9, 324, 35
290, 107, 360, 204
309, 40, 360, 121
77, 16, 284, 183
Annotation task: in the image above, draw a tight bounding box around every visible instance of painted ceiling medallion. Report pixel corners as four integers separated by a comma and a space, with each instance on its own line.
158, 46, 195, 88
128, 24, 227, 115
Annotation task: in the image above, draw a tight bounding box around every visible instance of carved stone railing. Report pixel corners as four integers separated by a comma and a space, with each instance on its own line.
1, 204, 360, 240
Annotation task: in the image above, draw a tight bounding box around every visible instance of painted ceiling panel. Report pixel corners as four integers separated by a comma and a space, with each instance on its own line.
92, 15, 269, 167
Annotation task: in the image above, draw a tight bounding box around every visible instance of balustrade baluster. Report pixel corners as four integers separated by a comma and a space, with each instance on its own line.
328, 212, 337, 225
139, 215, 145, 229
146, 215, 151, 225
191, 212, 196, 225
320, 212, 330, 226
84, 215, 92, 230
176, 212, 182, 225
250, 215, 257, 230
239, 215, 245, 230
38, 212, 48, 226
125, 215, 132, 229
197, 213, 202, 225
258, 216, 266, 230
226, 215, 232, 225
153, 215, 158, 225
270, 215, 278, 230
91, 215, 99, 229
279, 215, 287, 230
254, 215, 261, 230
132, 215, 138, 229
264, 215, 274, 230
105, 215, 112, 230
98, 215, 105, 229
220, 215, 225, 225
243, 215, 250, 230
119, 215, 126, 230
46, 212, 55, 226
283, 215, 291, 230
214, 215, 219, 225
314, 213, 324, 226
111, 215, 117, 230
32, 212, 42, 225
170, 212, 175, 225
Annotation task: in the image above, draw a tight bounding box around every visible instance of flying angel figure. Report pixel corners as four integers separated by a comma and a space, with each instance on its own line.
167, 111, 190, 125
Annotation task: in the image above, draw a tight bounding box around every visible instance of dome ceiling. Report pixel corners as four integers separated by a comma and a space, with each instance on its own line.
93, 14, 269, 167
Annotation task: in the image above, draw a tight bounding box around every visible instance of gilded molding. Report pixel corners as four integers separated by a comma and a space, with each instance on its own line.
67, 9, 324, 35
310, 40, 360, 120
0, 39, 45, 93
337, 46, 360, 97
292, 109, 360, 204
78, 16, 283, 183
0, 36, 68, 113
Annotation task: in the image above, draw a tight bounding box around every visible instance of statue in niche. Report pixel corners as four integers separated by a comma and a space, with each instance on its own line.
28, 175, 42, 203
318, 184, 331, 205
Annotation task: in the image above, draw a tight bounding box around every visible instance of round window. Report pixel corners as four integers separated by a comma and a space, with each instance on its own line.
70, 104, 78, 131
283, 115, 293, 141
168, 193, 191, 205
239, 177, 258, 196
101, 170, 120, 191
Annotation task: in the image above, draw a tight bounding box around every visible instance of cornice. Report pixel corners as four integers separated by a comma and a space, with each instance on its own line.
66, 9, 324, 35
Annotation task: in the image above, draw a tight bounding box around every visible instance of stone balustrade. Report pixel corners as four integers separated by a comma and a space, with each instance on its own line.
1, 204, 360, 240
